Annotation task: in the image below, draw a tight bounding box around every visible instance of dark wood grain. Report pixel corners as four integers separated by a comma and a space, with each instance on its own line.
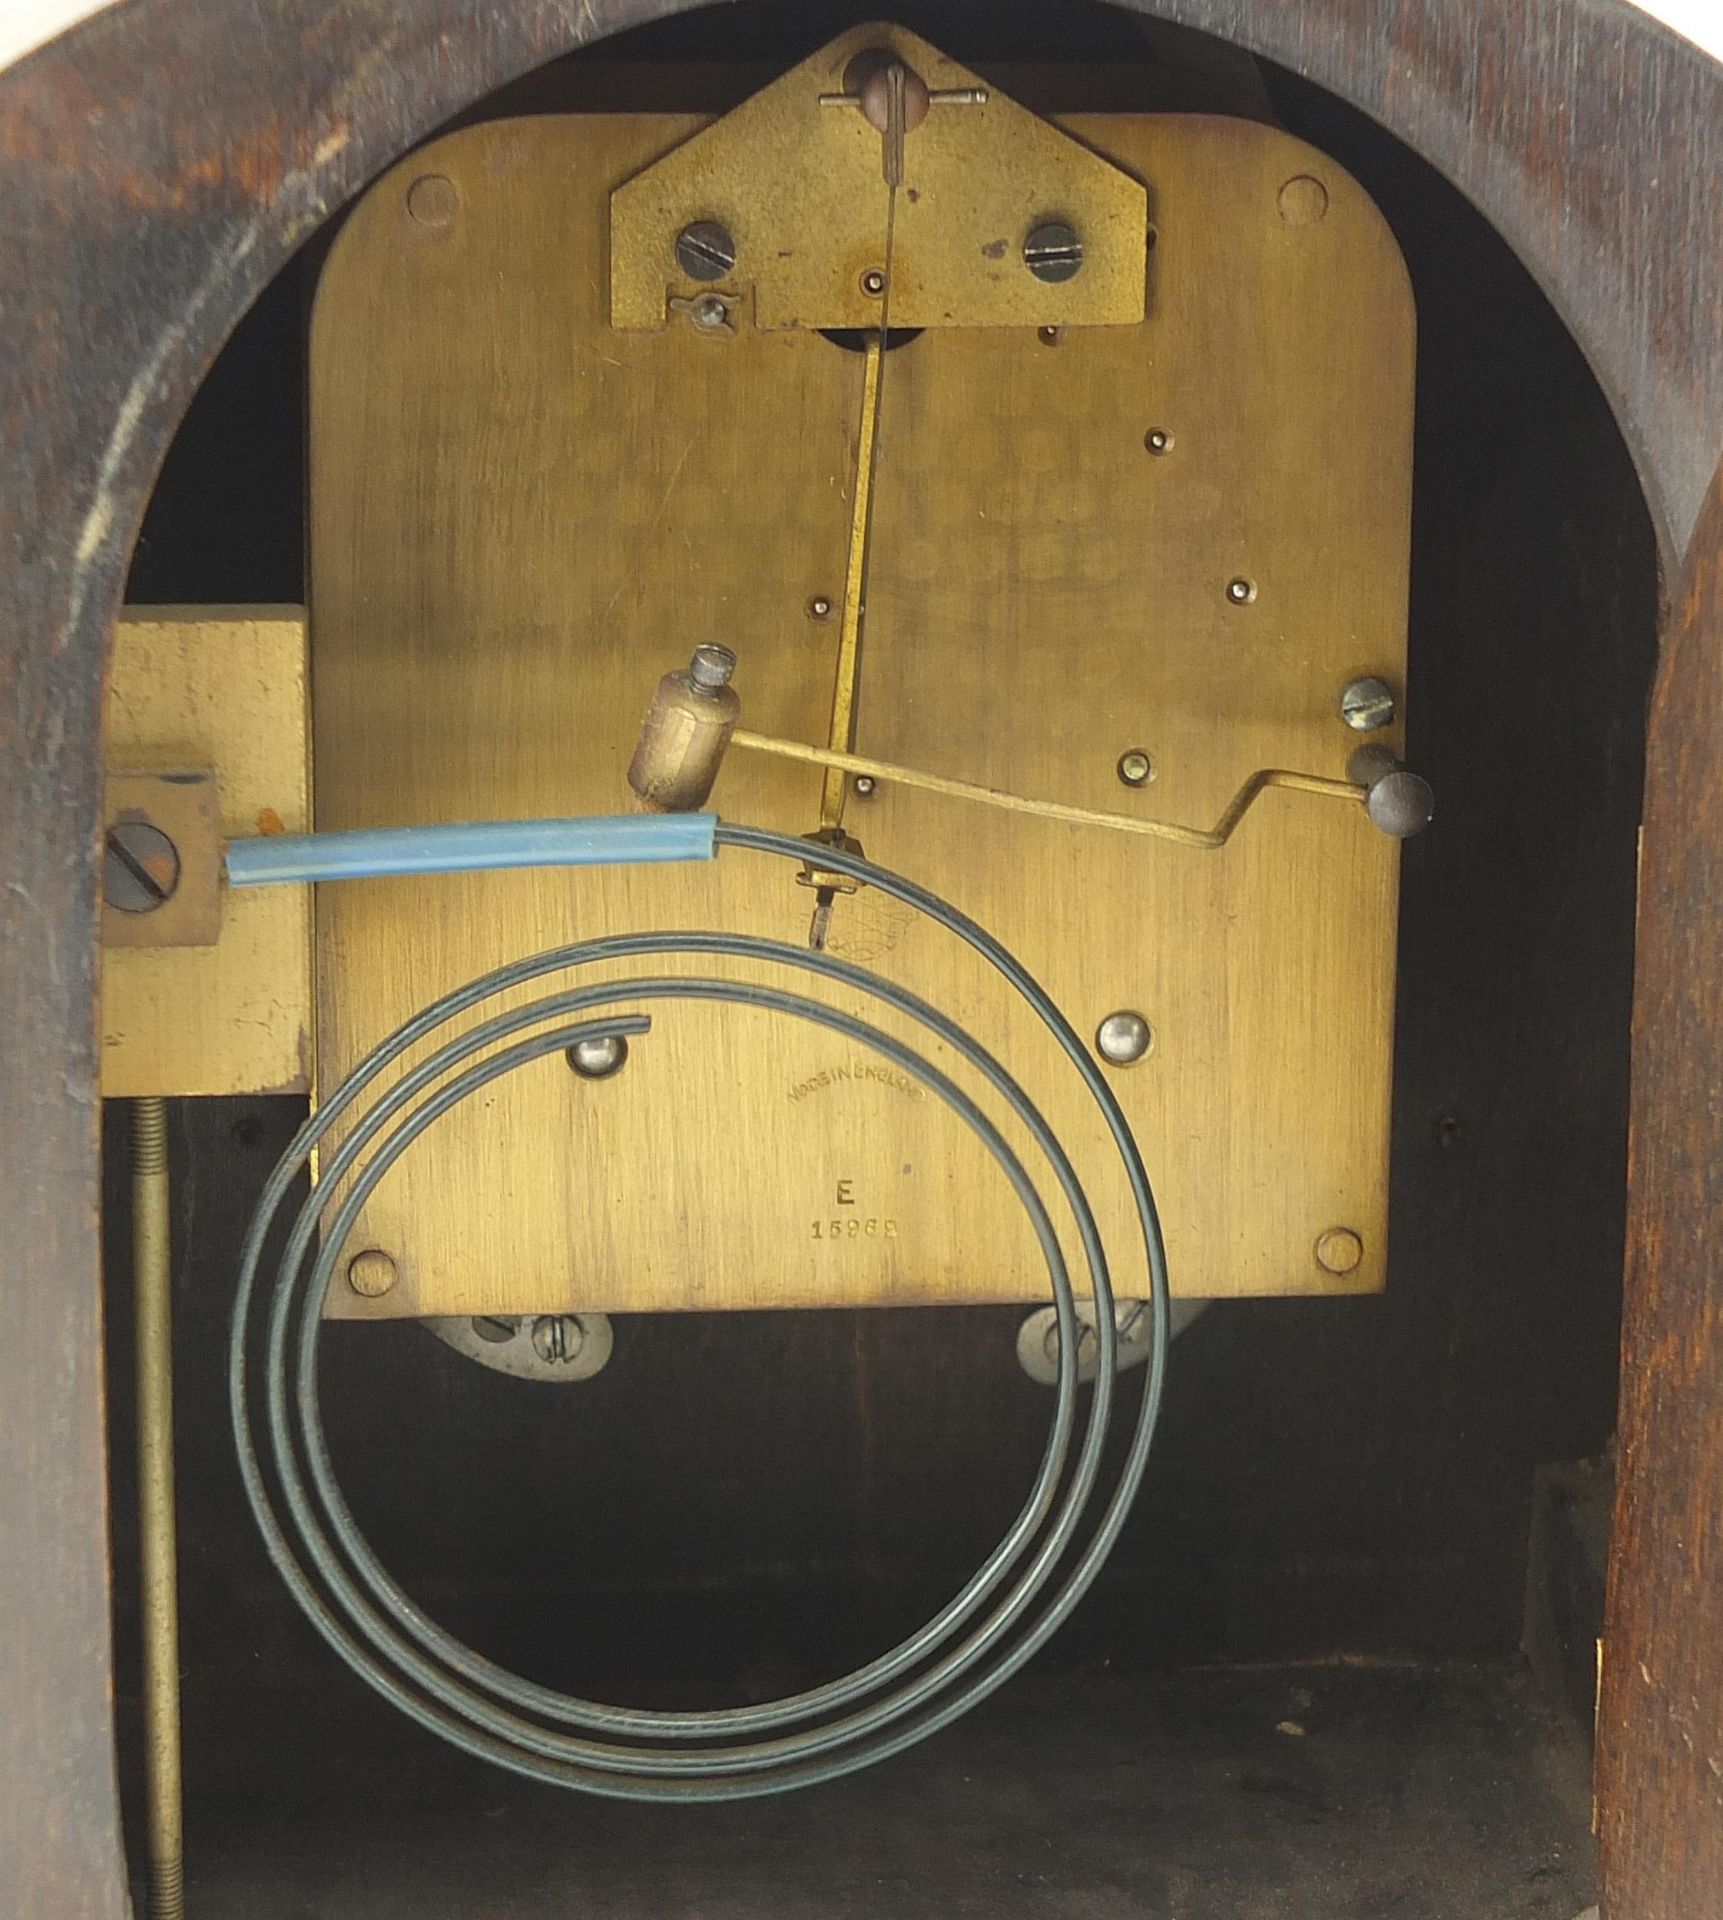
0, 4, 1719, 1917
1599, 459, 1723, 1920
0, 8, 691, 1914
1149, 0, 1723, 568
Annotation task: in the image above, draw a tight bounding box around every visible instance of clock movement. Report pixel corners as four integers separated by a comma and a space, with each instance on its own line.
99, 16, 1426, 1812
296, 25, 1420, 1331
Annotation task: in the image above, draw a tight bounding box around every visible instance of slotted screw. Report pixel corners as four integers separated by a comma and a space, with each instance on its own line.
675, 220, 736, 281
1339, 676, 1396, 732
104, 819, 180, 913
1024, 221, 1083, 284
531, 1315, 586, 1365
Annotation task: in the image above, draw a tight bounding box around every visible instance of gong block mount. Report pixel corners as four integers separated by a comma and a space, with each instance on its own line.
309, 29, 1414, 1320
609, 29, 1148, 332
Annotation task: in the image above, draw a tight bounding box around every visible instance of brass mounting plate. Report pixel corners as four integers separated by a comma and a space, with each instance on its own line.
610, 26, 1147, 332
310, 106, 1413, 1320
102, 609, 312, 1098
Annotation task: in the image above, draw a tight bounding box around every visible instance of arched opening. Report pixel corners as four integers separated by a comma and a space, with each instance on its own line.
91, 4, 1659, 1913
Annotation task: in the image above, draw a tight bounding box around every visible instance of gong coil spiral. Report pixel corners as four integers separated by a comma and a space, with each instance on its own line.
231, 823, 1170, 1800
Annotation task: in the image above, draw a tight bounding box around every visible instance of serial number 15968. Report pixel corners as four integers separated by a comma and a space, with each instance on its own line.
812, 1218, 899, 1241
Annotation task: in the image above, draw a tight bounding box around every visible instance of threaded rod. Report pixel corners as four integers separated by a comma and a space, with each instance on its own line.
134, 1096, 185, 1920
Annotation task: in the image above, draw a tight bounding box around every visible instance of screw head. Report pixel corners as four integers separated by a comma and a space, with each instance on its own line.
1339, 675, 1396, 732
688, 643, 737, 690
1024, 220, 1084, 283
675, 219, 737, 282
471, 1316, 518, 1344
567, 1032, 629, 1079
1315, 1227, 1364, 1275
860, 267, 887, 298
1096, 1010, 1153, 1066
1365, 769, 1435, 839
1117, 749, 1154, 789
346, 1248, 398, 1297
103, 819, 180, 913
530, 1315, 586, 1365
1226, 577, 1257, 605
1144, 428, 1174, 455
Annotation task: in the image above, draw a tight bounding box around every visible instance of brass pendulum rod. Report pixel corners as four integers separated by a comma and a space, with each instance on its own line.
133, 1095, 185, 1920
805, 321, 887, 946
806, 71, 906, 947
818, 333, 886, 839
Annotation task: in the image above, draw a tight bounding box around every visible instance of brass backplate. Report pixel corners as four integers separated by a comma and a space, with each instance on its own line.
102, 609, 312, 1097
610, 26, 1147, 332
310, 107, 1413, 1320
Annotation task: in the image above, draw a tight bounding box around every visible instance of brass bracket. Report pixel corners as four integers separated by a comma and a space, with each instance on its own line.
102, 609, 312, 1098
610, 26, 1148, 333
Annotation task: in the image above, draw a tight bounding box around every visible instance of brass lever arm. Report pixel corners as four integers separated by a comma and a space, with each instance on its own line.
733, 728, 1383, 850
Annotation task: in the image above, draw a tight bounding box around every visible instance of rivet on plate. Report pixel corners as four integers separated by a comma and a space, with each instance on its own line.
347, 1249, 398, 1297
1144, 428, 1174, 455
406, 174, 459, 229
1117, 750, 1155, 788
1226, 577, 1257, 605
860, 267, 887, 298
1315, 1227, 1364, 1275
1096, 1010, 1153, 1067
808, 595, 834, 620
567, 1033, 629, 1080
1277, 176, 1330, 227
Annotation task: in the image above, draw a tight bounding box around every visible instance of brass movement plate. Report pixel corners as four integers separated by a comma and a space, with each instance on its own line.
102, 609, 312, 1097
610, 26, 1148, 333
310, 101, 1413, 1319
